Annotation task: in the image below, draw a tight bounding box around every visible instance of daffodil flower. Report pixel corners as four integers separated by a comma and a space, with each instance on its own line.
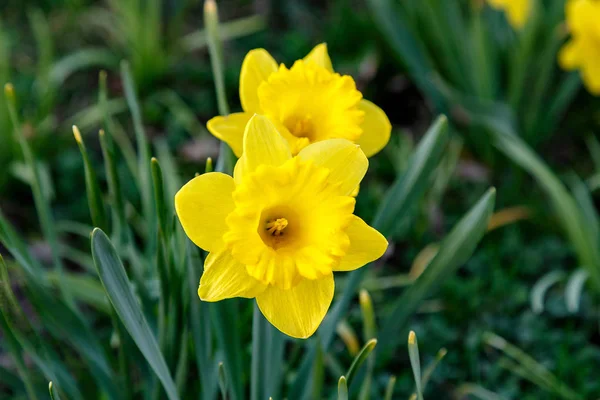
487, 0, 531, 29
559, 0, 600, 95
176, 114, 388, 338
207, 44, 391, 157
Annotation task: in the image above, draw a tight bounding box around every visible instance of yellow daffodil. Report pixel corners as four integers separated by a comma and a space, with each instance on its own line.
176, 114, 388, 338
207, 44, 391, 157
559, 0, 600, 95
487, 0, 531, 29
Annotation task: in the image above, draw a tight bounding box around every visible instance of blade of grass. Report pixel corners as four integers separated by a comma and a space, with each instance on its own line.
408, 331, 423, 400
379, 188, 495, 356
383, 376, 396, 400
565, 269, 589, 313
73, 125, 108, 230
120, 61, 156, 252
91, 228, 179, 400
4, 84, 69, 302
530, 270, 565, 314
483, 332, 582, 400
338, 376, 348, 400
345, 339, 377, 388
48, 382, 62, 400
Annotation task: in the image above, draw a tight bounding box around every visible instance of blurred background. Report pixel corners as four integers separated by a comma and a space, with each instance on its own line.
1, 0, 600, 399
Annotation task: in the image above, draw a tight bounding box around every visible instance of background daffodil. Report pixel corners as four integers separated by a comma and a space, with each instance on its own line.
487, 0, 531, 29
559, 0, 600, 95
176, 114, 388, 338
207, 44, 391, 157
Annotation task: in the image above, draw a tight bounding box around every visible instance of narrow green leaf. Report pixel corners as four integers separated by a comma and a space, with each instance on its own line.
120, 61, 156, 248
421, 347, 447, 390
211, 301, 244, 400
483, 332, 581, 400
218, 362, 227, 400
73, 125, 107, 230
151, 157, 168, 237
91, 228, 179, 400
0, 264, 39, 400
98, 70, 138, 181
338, 376, 348, 400
372, 115, 449, 235
251, 305, 264, 400
408, 331, 423, 400
50, 48, 117, 87
99, 128, 127, 245
565, 269, 589, 313
358, 290, 376, 400
345, 339, 377, 387
48, 381, 62, 400
485, 125, 600, 290
455, 384, 508, 400
204, 0, 229, 116
186, 244, 217, 400
4, 84, 68, 300
180, 14, 266, 52
379, 188, 495, 355
383, 376, 396, 400
530, 271, 565, 314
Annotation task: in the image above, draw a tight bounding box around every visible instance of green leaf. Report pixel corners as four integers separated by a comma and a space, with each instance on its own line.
186, 244, 217, 400
483, 124, 600, 290
345, 339, 377, 388
218, 361, 228, 400
483, 332, 582, 400
73, 125, 108, 231
408, 332, 423, 400
91, 228, 180, 400
337, 376, 348, 400
565, 269, 589, 313
204, 0, 229, 116
530, 271, 565, 314
50, 48, 118, 87
48, 381, 62, 400
120, 61, 155, 249
372, 115, 449, 236
379, 188, 495, 355
383, 376, 396, 400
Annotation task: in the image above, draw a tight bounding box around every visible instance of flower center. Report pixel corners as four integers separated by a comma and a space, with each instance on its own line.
265, 218, 288, 236
286, 115, 314, 139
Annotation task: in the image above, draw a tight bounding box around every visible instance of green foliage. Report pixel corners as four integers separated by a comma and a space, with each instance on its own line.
1, 0, 599, 399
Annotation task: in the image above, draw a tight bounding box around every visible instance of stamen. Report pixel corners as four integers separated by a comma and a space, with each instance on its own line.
287, 115, 314, 139
266, 218, 288, 236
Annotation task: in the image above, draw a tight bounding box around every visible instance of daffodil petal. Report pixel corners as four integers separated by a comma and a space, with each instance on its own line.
303, 43, 334, 72
256, 274, 334, 338
581, 62, 600, 96
243, 114, 291, 173
240, 49, 278, 113
558, 40, 580, 70
175, 172, 235, 252
207, 112, 252, 157
335, 215, 388, 271
356, 99, 391, 157
233, 155, 247, 185
298, 138, 367, 196
198, 249, 266, 301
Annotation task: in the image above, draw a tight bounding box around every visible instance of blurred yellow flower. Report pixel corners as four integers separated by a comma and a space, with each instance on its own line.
488, 0, 531, 29
176, 115, 387, 338
559, 0, 600, 95
207, 44, 391, 157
